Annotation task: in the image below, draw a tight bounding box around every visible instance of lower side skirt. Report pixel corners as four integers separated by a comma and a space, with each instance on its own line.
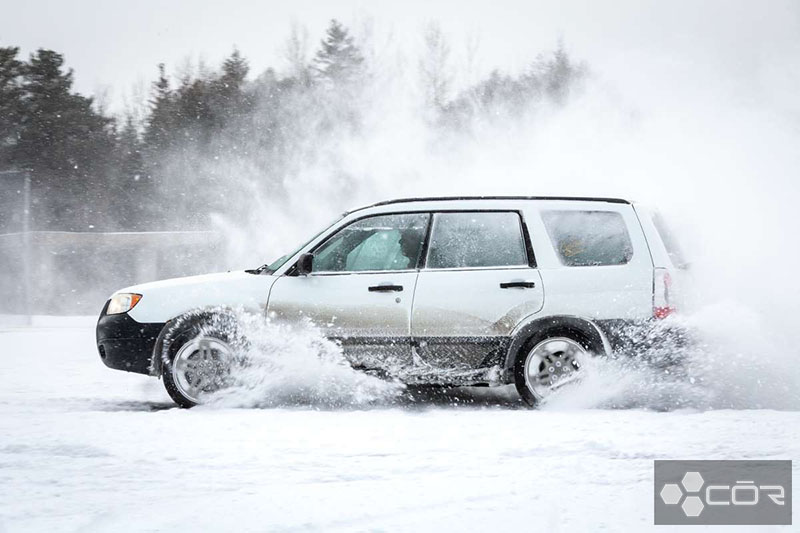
332, 335, 510, 387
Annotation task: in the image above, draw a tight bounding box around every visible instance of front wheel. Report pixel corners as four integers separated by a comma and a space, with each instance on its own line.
514, 332, 593, 407
160, 313, 245, 408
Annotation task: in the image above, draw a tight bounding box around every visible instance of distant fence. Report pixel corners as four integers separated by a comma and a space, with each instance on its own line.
0, 230, 227, 316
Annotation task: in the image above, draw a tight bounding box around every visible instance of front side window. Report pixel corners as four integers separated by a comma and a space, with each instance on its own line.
541, 210, 633, 266
426, 212, 528, 269
312, 213, 429, 273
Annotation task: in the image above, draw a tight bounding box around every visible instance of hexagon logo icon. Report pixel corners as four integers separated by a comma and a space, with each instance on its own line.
681, 471, 704, 493
658, 471, 708, 517
660, 483, 683, 505
682, 496, 705, 517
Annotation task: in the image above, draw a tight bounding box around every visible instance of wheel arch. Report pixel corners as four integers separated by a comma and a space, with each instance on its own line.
148, 306, 244, 377
503, 314, 612, 377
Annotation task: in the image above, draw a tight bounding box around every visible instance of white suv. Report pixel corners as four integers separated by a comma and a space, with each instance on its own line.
96, 196, 685, 407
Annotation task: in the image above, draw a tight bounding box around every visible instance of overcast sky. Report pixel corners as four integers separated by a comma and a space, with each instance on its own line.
2, 0, 799, 113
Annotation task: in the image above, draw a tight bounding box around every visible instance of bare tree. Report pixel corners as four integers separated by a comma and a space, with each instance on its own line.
283, 22, 310, 83
464, 31, 481, 87
419, 22, 452, 110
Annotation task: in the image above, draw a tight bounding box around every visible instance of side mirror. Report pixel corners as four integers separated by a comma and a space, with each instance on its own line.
295, 253, 314, 276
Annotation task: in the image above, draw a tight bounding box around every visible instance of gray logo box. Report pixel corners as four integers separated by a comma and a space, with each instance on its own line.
654, 460, 792, 525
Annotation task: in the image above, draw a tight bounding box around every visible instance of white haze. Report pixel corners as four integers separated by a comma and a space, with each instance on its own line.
190, 13, 800, 411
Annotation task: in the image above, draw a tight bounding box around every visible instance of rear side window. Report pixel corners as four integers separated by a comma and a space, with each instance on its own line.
426, 212, 528, 269
542, 210, 633, 266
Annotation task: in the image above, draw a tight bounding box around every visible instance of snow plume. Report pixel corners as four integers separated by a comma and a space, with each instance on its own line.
166, 308, 403, 408
542, 308, 800, 411
153, 18, 800, 411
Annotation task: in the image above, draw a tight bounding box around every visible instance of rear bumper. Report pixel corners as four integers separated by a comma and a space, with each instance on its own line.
96, 301, 165, 375
597, 318, 694, 357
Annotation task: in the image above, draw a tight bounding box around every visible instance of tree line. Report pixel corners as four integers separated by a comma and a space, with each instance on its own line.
0, 20, 587, 232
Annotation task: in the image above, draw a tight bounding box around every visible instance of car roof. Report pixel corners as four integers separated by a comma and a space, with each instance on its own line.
347, 195, 630, 214
375, 195, 629, 206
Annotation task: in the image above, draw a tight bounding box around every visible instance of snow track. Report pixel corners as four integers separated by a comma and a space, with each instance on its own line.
0, 317, 797, 531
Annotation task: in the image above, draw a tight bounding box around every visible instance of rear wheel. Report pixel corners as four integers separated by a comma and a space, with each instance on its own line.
160, 313, 244, 408
514, 331, 594, 407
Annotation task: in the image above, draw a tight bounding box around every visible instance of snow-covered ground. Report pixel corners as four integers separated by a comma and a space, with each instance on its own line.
0, 317, 797, 532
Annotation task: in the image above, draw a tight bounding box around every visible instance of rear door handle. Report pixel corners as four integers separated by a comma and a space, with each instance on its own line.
368, 284, 404, 292
500, 281, 536, 289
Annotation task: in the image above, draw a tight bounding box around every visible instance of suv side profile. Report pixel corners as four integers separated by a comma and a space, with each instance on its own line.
96, 196, 684, 407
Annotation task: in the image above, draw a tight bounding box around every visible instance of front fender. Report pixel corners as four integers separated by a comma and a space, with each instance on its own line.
112, 271, 278, 323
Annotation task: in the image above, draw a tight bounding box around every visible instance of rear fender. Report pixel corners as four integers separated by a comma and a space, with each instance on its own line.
502, 315, 612, 379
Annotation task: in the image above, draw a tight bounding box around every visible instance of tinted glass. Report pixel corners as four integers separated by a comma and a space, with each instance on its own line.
312, 213, 429, 272
541, 210, 633, 266
426, 212, 528, 269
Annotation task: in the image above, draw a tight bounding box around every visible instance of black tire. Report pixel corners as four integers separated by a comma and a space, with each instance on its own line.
513, 328, 598, 407
160, 311, 246, 408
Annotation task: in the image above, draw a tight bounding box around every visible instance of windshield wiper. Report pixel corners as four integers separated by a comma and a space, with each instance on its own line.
245, 264, 270, 275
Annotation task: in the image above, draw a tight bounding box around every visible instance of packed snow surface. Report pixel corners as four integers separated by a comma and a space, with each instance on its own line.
0, 316, 798, 532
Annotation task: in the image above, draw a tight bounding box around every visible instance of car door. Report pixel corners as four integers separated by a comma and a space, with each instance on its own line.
267, 212, 430, 372
411, 211, 544, 370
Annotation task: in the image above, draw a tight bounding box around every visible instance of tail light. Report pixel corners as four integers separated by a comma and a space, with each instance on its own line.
653, 268, 675, 319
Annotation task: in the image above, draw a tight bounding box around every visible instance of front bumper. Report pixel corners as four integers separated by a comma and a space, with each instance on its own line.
96, 301, 165, 375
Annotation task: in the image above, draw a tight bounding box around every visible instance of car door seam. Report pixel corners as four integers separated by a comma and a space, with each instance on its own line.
408, 269, 422, 346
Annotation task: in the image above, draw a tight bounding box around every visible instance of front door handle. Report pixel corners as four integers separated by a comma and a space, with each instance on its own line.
500, 281, 536, 289
368, 284, 404, 292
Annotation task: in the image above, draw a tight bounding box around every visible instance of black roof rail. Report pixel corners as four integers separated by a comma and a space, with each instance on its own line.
368, 195, 630, 207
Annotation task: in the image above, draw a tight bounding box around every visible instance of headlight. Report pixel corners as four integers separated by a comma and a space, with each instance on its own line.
106, 293, 142, 315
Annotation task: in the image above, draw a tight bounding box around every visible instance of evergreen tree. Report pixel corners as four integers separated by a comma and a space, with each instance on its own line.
112, 114, 150, 229
311, 20, 364, 84
214, 49, 251, 125
0, 47, 24, 166
175, 75, 214, 141
220, 49, 248, 92
535, 40, 586, 105
15, 49, 114, 229
143, 63, 176, 151
117, 115, 143, 180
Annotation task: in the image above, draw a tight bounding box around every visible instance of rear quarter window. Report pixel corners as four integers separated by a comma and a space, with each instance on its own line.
541, 210, 633, 266
651, 212, 688, 268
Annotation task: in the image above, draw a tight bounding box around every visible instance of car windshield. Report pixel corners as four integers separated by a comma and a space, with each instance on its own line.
253, 214, 345, 274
